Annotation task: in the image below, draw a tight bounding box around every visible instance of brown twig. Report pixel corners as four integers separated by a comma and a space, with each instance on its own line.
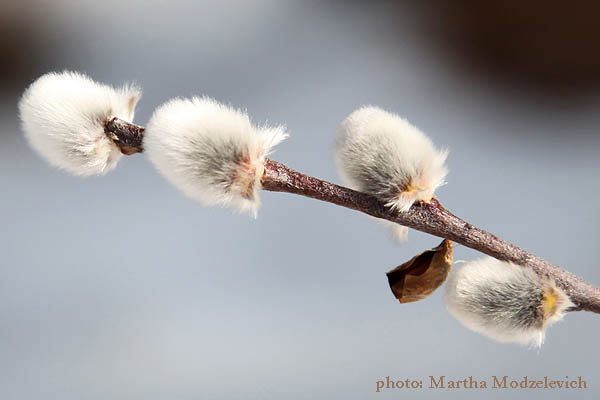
103, 118, 600, 314
262, 159, 600, 314
105, 117, 145, 155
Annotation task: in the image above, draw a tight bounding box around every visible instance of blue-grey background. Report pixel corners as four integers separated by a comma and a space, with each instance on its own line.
1, 1, 599, 399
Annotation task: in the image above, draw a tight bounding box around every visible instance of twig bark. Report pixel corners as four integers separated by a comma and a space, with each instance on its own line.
105, 117, 145, 155
103, 118, 600, 314
262, 159, 600, 314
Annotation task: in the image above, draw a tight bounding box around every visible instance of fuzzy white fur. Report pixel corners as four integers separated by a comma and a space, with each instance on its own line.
18, 71, 141, 176
144, 97, 287, 216
444, 257, 573, 347
334, 106, 448, 242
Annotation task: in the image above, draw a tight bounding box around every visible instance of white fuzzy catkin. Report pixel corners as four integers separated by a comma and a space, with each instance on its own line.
144, 97, 287, 216
334, 106, 448, 242
444, 257, 573, 347
18, 71, 141, 176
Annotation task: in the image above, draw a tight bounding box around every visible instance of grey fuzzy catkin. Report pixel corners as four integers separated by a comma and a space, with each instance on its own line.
144, 97, 287, 216
334, 106, 448, 242
19, 71, 141, 176
444, 257, 573, 347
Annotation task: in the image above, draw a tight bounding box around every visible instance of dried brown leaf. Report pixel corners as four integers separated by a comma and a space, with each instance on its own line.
386, 239, 453, 303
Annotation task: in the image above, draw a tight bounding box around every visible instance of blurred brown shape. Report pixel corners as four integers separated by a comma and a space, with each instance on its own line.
430, 0, 600, 94
0, 1, 60, 97
387, 239, 453, 304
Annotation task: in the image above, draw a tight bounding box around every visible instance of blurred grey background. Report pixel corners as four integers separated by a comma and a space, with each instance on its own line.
1, 1, 600, 399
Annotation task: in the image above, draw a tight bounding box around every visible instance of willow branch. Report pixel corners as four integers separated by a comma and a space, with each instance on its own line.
105, 117, 145, 155
105, 118, 600, 314
262, 160, 600, 313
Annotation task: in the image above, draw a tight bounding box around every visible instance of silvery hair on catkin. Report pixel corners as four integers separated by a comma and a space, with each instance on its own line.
144, 97, 287, 217
444, 257, 573, 347
18, 71, 141, 176
334, 106, 448, 243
